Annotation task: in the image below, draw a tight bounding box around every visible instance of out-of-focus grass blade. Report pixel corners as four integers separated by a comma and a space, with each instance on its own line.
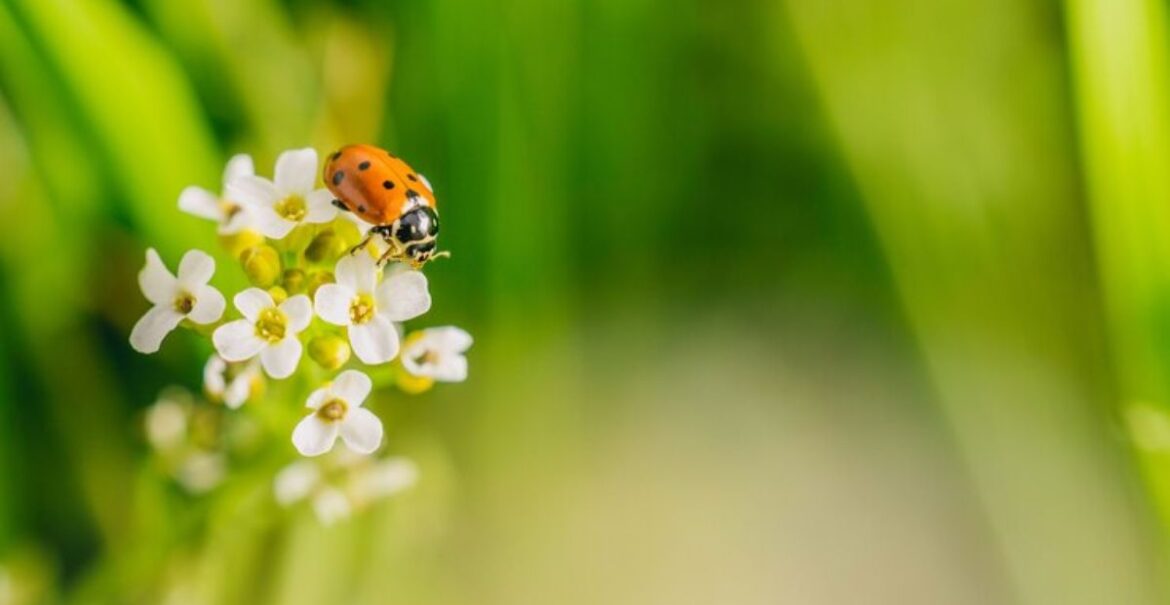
785, 0, 1166, 602
1065, 0, 1170, 554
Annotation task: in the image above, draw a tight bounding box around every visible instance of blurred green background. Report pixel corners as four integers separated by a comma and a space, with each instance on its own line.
2, 0, 1170, 603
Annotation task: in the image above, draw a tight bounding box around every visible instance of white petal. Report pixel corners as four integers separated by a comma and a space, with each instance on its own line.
203, 355, 227, 396
226, 174, 280, 208
260, 337, 302, 379
304, 189, 338, 224
427, 326, 474, 352
349, 316, 399, 364
188, 284, 225, 324
343, 212, 375, 236
274, 461, 319, 505
274, 148, 318, 194
251, 207, 297, 240
212, 320, 266, 361
218, 206, 256, 235
306, 385, 331, 410
352, 458, 418, 501
335, 254, 378, 295
405, 350, 467, 382
313, 283, 355, 326
312, 488, 352, 525
292, 415, 340, 457
223, 367, 255, 409
339, 407, 383, 454
376, 270, 431, 322
222, 153, 255, 186
280, 295, 313, 333
234, 288, 274, 323
331, 370, 372, 406
178, 186, 222, 221
177, 249, 216, 288
138, 248, 177, 305
130, 305, 184, 353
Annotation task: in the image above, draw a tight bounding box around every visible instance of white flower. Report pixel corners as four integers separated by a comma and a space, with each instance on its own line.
314, 255, 431, 364
273, 455, 417, 525
145, 396, 188, 451
274, 460, 321, 505
130, 249, 226, 353
350, 457, 418, 504
401, 327, 472, 382
203, 355, 262, 409
212, 289, 312, 379
292, 370, 383, 456
225, 148, 336, 239
176, 452, 226, 494
312, 488, 352, 525
178, 154, 257, 234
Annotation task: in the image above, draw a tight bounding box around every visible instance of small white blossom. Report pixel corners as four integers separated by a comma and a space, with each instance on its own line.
178, 154, 257, 233
401, 327, 472, 382
203, 354, 261, 409
130, 249, 225, 353
225, 148, 336, 239
314, 254, 431, 364
145, 395, 189, 451
274, 460, 321, 505
292, 370, 383, 456
212, 289, 312, 379
350, 457, 418, 504
176, 452, 226, 494
312, 488, 352, 525
273, 454, 417, 525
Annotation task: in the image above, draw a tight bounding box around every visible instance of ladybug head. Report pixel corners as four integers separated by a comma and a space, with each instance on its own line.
388, 206, 444, 268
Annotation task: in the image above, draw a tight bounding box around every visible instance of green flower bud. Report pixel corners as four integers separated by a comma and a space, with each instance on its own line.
282, 268, 306, 294
309, 335, 351, 370
305, 271, 335, 298
240, 245, 281, 288
305, 229, 348, 264
267, 286, 288, 305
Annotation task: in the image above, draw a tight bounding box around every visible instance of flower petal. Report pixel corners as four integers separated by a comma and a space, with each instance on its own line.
178, 186, 222, 221
234, 288, 274, 323
218, 206, 256, 235
222, 153, 254, 186
212, 320, 266, 361
349, 316, 399, 364
312, 488, 351, 525
352, 458, 418, 501
203, 355, 227, 396
130, 305, 184, 353
280, 294, 313, 333
339, 407, 383, 454
292, 415, 340, 456
223, 367, 255, 409
313, 283, 354, 326
376, 270, 431, 322
274, 148, 318, 194
251, 207, 296, 240
428, 326, 474, 352
335, 254, 378, 294
331, 370, 372, 406
274, 461, 319, 505
177, 249, 216, 288
304, 189, 338, 224
342, 212, 375, 236
139, 248, 177, 305
226, 174, 280, 208
306, 385, 331, 410
188, 284, 226, 324
260, 336, 302, 379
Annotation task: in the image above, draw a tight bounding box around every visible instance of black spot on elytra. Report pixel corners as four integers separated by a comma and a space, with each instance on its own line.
358, 204, 367, 212
332, 171, 345, 186
386, 150, 397, 159
382, 180, 395, 190
358, 161, 371, 171
330, 150, 342, 161
407, 174, 418, 182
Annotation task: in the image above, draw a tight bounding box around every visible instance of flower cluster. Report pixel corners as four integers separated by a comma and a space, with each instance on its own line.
132, 148, 470, 517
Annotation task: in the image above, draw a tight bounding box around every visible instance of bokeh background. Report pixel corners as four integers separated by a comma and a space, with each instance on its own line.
2, 0, 1170, 603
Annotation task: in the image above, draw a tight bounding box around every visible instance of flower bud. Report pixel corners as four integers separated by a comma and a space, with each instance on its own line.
282, 268, 306, 294
305, 229, 348, 264
309, 335, 351, 370
268, 286, 288, 305
305, 271, 335, 298
219, 229, 265, 258
240, 245, 281, 287
393, 361, 435, 395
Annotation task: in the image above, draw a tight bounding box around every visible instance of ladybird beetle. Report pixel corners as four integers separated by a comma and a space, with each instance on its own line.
323, 144, 446, 268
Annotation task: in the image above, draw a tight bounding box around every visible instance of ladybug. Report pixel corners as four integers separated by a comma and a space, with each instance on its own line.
323, 144, 446, 268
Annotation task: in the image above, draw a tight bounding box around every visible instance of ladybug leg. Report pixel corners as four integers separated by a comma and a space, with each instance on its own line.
347, 233, 373, 256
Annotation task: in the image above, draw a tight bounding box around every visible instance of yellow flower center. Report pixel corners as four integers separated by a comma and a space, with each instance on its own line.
316, 398, 348, 422
274, 194, 307, 222
349, 293, 376, 324
412, 349, 440, 366
173, 292, 195, 314
254, 307, 288, 343
219, 199, 241, 220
